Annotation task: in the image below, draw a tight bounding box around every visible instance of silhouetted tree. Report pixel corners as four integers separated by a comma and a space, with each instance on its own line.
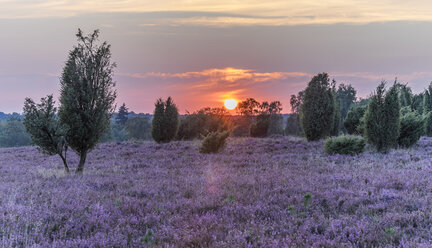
23, 95, 69, 172
151, 97, 180, 143
116, 103, 129, 125
250, 101, 283, 137
290, 91, 304, 114
236, 98, 260, 116
59, 29, 116, 174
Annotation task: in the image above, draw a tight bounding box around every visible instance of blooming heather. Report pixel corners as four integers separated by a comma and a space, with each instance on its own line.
0, 137, 432, 246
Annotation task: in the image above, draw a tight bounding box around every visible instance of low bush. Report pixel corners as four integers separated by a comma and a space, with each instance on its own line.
199, 131, 230, 154
324, 135, 366, 155
398, 108, 424, 148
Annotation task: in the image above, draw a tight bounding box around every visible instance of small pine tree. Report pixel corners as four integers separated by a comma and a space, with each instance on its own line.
116, 103, 129, 125
59, 29, 116, 174
151, 97, 180, 143
364, 81, 400, 153
300, 73, 335, 141
23, 95, 70, 172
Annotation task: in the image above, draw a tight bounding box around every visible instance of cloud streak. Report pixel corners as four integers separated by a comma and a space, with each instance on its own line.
3, 1, 432, 26
116, 68, 432, 113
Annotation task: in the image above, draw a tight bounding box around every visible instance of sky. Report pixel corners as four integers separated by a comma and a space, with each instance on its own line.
2, 1, 432, 113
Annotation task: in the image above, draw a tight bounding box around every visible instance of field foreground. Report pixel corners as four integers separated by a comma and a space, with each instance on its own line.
1, 137, 432, 247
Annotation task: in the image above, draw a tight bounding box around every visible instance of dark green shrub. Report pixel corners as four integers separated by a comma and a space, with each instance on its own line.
199, 130, 230, 154
336, 84, 357, 132
324, 135, 366, 155
300, 73, 336, 141
330, 96, 341, 136
423, 83, 432, 114
231, 116, 253, 137
398, 107, 424, 148
364, 81, 400, 153
177, 114, 204, 140
285, 113, 303, 136
23, 95, 69, 172
343, 105, 367, 135
125, 116, 152, 140
151, 97, 180, 143
268, 114, 284, 135
250, 114, 270, 137
424, 111, 432, 137
176, 107, 230, 140
0, 117, 31, 148
112, 123, 128, 142
412, 93, 424, 114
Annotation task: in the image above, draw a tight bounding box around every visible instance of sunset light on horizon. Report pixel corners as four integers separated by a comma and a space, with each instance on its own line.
2, 1, 432, 113
3, 1, 432, 247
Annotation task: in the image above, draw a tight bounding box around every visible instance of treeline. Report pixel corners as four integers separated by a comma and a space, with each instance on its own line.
0, 108, 154, 148
286, 72, 431, 154
145, 97, 286, 153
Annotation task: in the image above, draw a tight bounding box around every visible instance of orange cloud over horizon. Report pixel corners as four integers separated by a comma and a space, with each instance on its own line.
117, 67, 310, 112
115, 68, 432, 114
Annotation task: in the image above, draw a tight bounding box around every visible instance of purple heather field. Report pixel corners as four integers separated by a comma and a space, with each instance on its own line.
1, 136, 432, 247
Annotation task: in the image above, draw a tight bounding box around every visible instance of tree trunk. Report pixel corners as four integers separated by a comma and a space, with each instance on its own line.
59, 154, 70, 173
75, 151, 87, 174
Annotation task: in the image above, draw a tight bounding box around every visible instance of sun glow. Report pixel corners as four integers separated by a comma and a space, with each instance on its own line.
224, 99, 238, 110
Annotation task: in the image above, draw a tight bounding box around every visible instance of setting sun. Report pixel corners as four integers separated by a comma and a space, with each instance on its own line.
224, 99, 238, 110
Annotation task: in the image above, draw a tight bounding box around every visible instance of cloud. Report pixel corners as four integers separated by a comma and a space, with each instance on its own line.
116, 68, 432, 113
3, 1, 432, 26
117, 67, 310, 112
119, 67, 309, 91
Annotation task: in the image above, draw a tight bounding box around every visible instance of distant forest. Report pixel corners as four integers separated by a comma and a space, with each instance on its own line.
0, 107, 290, 148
